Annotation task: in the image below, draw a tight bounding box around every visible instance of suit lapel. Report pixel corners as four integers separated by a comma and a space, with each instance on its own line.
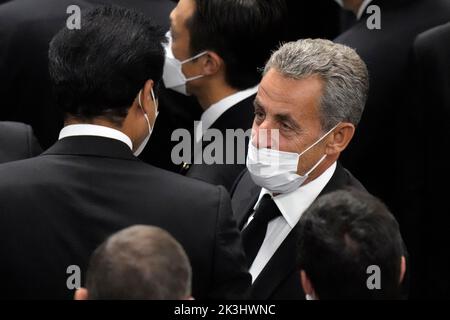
251, 227, 300, 299
232, 172, 262, 230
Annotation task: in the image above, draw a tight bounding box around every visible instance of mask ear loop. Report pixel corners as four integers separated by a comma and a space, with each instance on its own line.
137, 89, 151, 133
150, 88, 159, 118
181, 52, 208, 82
301, 123, 341, 176
181, 51, 208, 64
299, 123, 341, 158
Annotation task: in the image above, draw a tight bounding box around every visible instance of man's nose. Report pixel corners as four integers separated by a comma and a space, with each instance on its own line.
253, 124, 279, 150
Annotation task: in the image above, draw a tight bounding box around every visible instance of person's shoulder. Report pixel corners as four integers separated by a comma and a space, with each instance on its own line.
0, 156, 46, 192
0, 121, 30, 136
340, 165, 367, 192
138, 161, 227, 198
415, 22, 450, 52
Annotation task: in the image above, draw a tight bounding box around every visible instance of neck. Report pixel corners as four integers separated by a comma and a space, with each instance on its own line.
194, 80, 238, 111
64, 117, 136, 142
64, 117, 122, 131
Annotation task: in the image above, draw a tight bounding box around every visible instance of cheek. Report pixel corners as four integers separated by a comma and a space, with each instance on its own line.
279, 138, 297, 153
171, 41, 184, 61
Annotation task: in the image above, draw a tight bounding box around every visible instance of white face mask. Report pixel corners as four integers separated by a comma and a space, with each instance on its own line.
134, 88, 158, 157
162, 32, 207, 95
246, 124, 339, 194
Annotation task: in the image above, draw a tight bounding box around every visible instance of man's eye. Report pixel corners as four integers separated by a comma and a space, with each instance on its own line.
254, 111, 265, 120
280, 122, 291, 130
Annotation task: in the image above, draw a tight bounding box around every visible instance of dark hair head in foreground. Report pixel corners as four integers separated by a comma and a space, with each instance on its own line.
297, 189, 406, 300
76, 225, 192, 300
48, 6, 166, 125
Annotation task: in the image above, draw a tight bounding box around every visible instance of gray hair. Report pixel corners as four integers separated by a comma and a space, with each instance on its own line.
86, 225, 192, 300
264, 39, 369, 131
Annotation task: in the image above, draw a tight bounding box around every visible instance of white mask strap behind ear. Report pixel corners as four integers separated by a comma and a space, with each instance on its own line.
150, 88, 159, 118
138, 88, 159, 121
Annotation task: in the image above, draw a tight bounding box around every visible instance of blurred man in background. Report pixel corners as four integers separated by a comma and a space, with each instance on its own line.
333, 0, 450, 298
0, 121, 41, 163
165, 0, 288, 191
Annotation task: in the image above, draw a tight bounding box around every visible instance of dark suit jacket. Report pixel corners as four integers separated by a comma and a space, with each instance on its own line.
183, 95, 255, 192
0, 121, 42, 163
0, 136, 250, 300
231, 163, 366, 299
409, 22, 450, 299
0, 0, 175, 148
334, 0, 450, 221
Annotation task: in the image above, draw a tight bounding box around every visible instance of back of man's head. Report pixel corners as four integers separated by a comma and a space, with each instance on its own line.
48, 5, 165, 125
297, 189, 406, 300
78, 225, 192, 300
187, 0, 287, 90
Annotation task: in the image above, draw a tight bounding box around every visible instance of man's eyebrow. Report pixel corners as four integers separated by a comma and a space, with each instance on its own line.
253, 98, 264, 109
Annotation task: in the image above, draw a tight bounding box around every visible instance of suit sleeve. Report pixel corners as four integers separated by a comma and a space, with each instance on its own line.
209, 185, 251, 299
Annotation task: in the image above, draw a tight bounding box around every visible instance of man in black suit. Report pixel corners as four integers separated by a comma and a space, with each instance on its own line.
333, 0, 450, 229
0, 7, 250, 300
0, 0, 175, 149
409, 22, 450, 299
0, 121, 42, 163
166, 0, 288, 191
231, 39, 370, 299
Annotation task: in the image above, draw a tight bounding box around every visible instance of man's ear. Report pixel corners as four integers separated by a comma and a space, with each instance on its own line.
74, 288, 89, 300
141, 79, 155, 113
300, 270, 315, 296
326, 123, 355, 156
399, 256, 406, 284
201, 52, 223, 76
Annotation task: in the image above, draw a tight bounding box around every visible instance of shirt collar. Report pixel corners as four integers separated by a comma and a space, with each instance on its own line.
253, 162, 337, 228
357, 0, 374, 20
58, 124, 133, 151
196, 86, 258, 142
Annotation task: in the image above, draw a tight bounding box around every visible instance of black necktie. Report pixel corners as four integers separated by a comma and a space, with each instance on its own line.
241, 194, 282, 267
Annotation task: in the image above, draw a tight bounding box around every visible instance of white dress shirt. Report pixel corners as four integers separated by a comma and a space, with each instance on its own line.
59, 124, 133, 151
194, 85, 258, 143
357, 0, 374, 20
245, 162, 337, 282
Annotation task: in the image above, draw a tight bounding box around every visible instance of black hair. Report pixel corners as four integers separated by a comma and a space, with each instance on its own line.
297, 188, 406, 300
187, 0, 288, 90
49, 6, 166, 125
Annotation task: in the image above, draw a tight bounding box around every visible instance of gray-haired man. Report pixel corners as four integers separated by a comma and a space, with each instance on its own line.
75, 225, 193, 300
231, 39, 371, 299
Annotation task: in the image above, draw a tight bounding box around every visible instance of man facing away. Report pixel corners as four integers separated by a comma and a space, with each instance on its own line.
0, 6, 250, 300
